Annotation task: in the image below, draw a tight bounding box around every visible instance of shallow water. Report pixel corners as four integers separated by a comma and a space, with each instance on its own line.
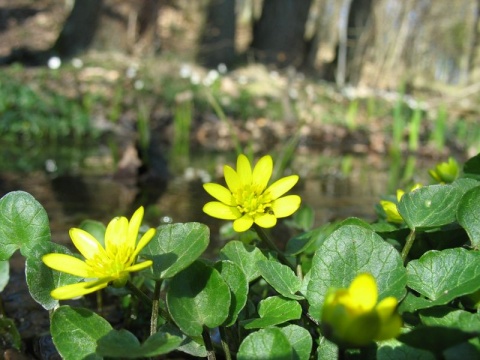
0, 151, 435, 249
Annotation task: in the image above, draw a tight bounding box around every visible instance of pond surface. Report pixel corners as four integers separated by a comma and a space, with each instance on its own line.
0, 149, 436, 254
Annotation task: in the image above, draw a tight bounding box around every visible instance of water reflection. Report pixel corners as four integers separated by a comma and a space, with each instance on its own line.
0, 152, 435, 251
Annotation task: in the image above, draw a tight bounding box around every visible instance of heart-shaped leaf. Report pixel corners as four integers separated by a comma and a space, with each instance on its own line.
420, 307, 480, 333
26, 243, 81, 310
51, 306, 112, 360
280, 324, 312, 360
306, 225, 406, 320
0, 191, 51, 260
242, 296, 302, 329
166, 261, 230, 337
143, 223, 209, 279
406, 248, 480, 305
463, 153, 480, 180
457, 185, 480, 249
257, 260, 303, 299
376, 337, 437, 359
237, 327, 293, 360
397, 184, 463, 230
214, 260, 248, 326
96, 328, 182, 358
219, 241, 267, 282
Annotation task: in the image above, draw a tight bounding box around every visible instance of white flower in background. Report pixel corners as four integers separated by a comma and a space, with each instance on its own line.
71, 58, 83, 69
48, 57, 61, 69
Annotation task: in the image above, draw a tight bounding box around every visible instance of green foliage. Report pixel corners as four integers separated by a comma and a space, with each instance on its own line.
0, 71, 96, 141
51, 306, 112, 360
1, 153, 480, 358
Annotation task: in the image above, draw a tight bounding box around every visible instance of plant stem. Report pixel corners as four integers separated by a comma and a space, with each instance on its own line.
219, 327, 232, 360
401, 229, 416, 262
202, 327, 216, 360
126, 280, 152, 307
150, 280, 162, 335
253, 224, 295, 270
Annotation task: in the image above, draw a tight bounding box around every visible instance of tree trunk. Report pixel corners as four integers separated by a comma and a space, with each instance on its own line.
53, 0, 104, 58
251, 0, 312, 67
199, 0, 236, 67
53, 0, 161, 59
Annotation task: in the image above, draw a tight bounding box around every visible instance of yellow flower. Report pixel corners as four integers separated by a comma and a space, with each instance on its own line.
380, 184, 422, 224
321, 273, 402, 347
42, 207, 155, 300
429, 157, 459, 184
203, 154, 301, 232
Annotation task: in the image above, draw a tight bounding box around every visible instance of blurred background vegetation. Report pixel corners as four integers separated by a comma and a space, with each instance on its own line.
0, 0, 479, 226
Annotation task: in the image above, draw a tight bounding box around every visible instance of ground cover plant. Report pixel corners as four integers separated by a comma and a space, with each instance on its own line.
0, 153, 480, 359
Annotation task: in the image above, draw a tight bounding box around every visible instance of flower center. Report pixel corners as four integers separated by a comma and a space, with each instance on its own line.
234, 185, 272, 217
85, 244, 134, 279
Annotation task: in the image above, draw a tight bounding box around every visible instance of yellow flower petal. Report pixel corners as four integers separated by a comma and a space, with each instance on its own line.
271, 195, 301, 218
252, 155, 273, 192
349, 273, 377, 311
50, 278, 111, 300
132, 228, 156, 259
42, 253, 91, 278
105, 216, 129, 250
237, 154, 252, 186
375, 313, 402, 341
380, 200, 403, 223
203, 202, 240, 220
126, 260, 153, 273
203, 183, 235, 205
224, 165, 241, 193
254, 213, 277, 228
265, 175, 299, 200
375, 297, 402, 340
233, 215, 254, 232
69, 228, 107, 260
128, 206, 144, 249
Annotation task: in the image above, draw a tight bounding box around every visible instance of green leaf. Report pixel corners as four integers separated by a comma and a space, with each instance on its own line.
96, 329, 182, 358
0, 260, 9, 292
280, 324, 312, 360
219, 240, 268, 282
166, 261, 230, 337
143, 223, 209, 279
242, 296, 302, 329
406, 248, 480, 306
420, 307, 480, 333
237, 327, 293, 360
51, 306, 112, 360
0, 317, 21, 351
257, 260, 303, 299
79, 220, 106, 247
397, 326, 479, 354
316, 334, 338, 360
214, 260, 248, 326
463, 153, 480, 180
0, 191, 51, 260
25, 243, 81, 310
457, 186, 480, 249
377, 337, 435, 360
397, 184, 463, 230
306, 225, 406, 320
159, 323, 207, 357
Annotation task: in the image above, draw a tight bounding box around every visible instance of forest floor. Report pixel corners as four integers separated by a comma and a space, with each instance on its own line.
1, 0, 477, 163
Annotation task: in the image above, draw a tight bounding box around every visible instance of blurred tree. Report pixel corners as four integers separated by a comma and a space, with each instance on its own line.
53, 0, 103, 58
53, 0, 161, 59
250, 0, 312, 67
199, 0, 236, 67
